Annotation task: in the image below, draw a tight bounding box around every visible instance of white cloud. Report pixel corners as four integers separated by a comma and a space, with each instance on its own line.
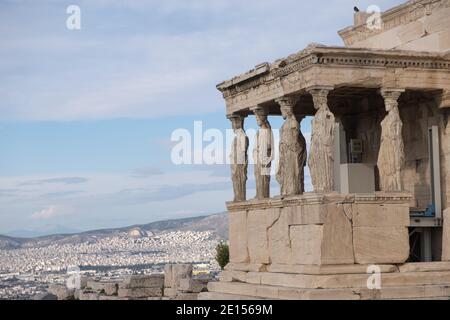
31, 205, 63, 220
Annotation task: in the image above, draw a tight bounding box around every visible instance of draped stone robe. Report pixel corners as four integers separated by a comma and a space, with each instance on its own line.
230, 129, 249, 202
377, 107, 405, 191
308, 107, 335, 193
253, 127, 274, 199
276, 116, 307, 196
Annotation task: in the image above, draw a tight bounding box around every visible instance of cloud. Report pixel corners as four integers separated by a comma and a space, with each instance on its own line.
131, 166, 164, 178
31, 205, 65, 220
19, 177, 88, 186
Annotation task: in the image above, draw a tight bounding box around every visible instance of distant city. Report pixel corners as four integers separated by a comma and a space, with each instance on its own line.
0, 214, 227, 299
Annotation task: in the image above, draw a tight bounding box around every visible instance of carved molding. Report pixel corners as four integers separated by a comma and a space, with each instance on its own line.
226, 192, 412, 212
219, 49, 450, 99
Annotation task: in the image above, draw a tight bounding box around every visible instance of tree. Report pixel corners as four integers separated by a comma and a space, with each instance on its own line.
215, 242, 229, 270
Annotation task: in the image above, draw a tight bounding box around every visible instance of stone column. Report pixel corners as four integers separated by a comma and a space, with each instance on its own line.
275, 97, 307, 196
377, 88, 405, 192
307, 86, 335, 193
228, 114, 249, 202
252, 106, 274, 200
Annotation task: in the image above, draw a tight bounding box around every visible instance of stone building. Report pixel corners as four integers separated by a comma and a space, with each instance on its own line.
200, 0, 450, 300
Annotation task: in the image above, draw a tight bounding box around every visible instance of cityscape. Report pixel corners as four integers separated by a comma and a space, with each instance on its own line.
0, 229, 222, 300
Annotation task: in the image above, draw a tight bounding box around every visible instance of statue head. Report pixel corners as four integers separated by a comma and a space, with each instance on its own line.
280, 105, 294, 120
252, 106, 269, 128
229, 115, 244, 132
384, 99, 398, 113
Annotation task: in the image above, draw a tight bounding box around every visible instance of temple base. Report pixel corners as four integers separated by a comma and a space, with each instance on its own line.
199, 262, 450, 300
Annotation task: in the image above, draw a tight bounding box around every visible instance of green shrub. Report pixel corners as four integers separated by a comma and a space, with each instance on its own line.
215, 242, 230, 270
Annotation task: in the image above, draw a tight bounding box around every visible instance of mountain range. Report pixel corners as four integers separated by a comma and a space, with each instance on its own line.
0, 213, 228, 250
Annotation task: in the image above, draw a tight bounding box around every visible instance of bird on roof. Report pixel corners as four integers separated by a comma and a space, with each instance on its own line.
354, 6, 360, 12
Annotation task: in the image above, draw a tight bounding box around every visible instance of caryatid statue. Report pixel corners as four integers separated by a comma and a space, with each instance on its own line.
377, 89, 405, 192
229, 114, 249, 202
275, 97, 307, 196
308, 87, 335, 193
252, 106, 274, 200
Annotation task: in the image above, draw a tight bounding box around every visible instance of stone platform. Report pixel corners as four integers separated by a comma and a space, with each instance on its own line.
199, 262, 450, 300
227, 192, 412, 266
200, 192, 450, 300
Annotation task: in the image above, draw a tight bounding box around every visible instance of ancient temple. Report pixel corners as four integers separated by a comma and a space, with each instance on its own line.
200, 0, 450, 300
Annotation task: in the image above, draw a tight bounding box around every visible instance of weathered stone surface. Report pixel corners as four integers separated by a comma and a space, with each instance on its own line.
224, 263, 266, 273
399, 262, 450, 273
290, 225, 323, 265
353, 203, 410, 227
163, 287, 177, 298
247, 209, 270, 264
77, 291, 100, 300
179, 278, 207, 293
353, 226, 409, 264
164, 264, 173, 288
229, 211, 249, 263
33, 292, 57, 300
290, 203, 354, 265
266, 263, 398, 275
267, 208, 291, 264
120, 274, 164, 289
172, 293, 199, 300
321, 203, 354, 265
87, 280, 119, 295
48, 284, 75, 300
118, 287, 163, 298
442, 208, 450, 261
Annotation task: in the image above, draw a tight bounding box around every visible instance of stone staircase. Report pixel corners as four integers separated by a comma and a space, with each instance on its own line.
199, 262, 450, 300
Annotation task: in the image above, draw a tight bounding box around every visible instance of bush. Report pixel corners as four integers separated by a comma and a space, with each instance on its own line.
215, 242, 229, 270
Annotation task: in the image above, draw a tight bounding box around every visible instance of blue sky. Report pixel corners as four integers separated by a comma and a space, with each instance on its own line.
0, 0, 403, 235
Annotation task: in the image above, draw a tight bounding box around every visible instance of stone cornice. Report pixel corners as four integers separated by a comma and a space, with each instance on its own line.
338, 0, 450, 46
218, 46, 450, 99
226, 192, 412, 212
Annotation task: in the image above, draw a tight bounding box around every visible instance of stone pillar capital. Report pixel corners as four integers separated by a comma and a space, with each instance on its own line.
379, 88, 405, 101
306, 85, 334, 95
251, 105, 269, 117
275, 96, 298, 109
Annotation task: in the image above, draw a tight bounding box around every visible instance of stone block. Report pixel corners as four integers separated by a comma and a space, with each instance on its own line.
164, 264, 173, 288
173, 293, 198, 300
87, 281, 118, 295
247, 209, 270, 264
229, 211, 249, 263
399, 262, 450, 273
120, 274, 164, 289
48, 284, 75, 300
353, 203, 410, 227
290, 225, 323, 265
179, 278, 207, 293
77, 291, 100, 300
118, 287, 163, 298
171, 264, 193, 288
164, 287, 177, 298
442, 209, 450, 261
353, 226, 410, 264
267, 208, 292, 264
290, 203, 354, 265
266, 263, 398, 275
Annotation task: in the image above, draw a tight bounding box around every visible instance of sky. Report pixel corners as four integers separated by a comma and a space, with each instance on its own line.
0, 0, 403, 235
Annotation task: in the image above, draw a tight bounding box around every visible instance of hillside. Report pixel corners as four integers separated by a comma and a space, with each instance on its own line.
0, 213, 228, 249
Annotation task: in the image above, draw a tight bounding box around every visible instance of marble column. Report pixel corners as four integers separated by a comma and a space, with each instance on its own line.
377, 88, 405, 192
252, 106, 274, 200
275, 97, 307, 196
307, 86, 335, 193
228, 114, 249, 202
